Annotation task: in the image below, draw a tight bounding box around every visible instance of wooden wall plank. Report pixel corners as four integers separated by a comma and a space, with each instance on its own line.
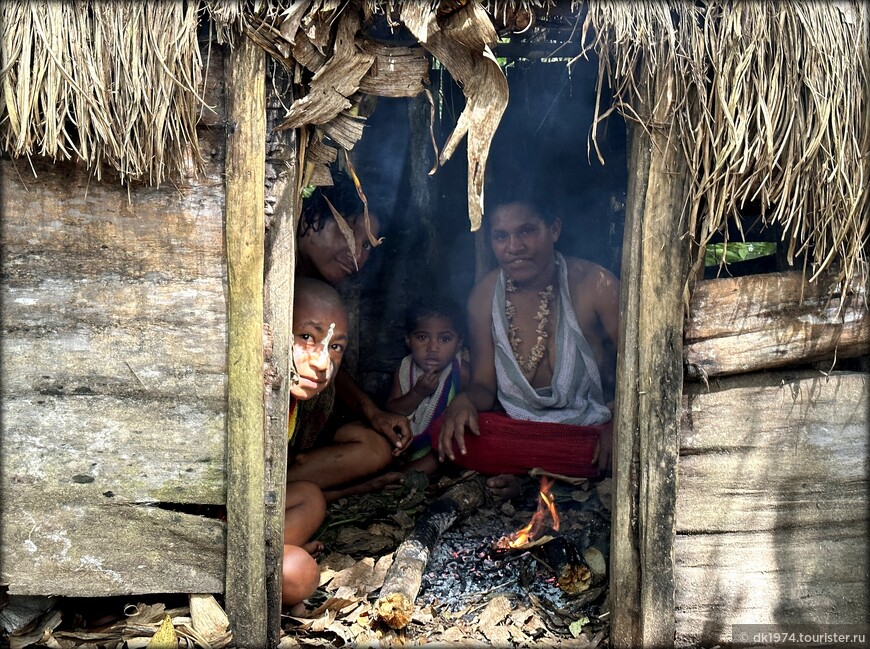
2, 491, 224, 597
685, 272, 869, 379
1, 125, 228, 595
2, 396, 225, 504
675, 370, 869, 647
675, 526, 869, 648
678, 372, 867, 533
223, 34, 267, 649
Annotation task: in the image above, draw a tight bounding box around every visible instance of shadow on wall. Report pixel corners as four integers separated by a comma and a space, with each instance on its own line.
678, 371, 869, 647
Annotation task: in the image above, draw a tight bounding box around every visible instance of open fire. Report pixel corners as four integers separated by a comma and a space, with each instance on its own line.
494, 477, 560, 550
489, 476, 598, 596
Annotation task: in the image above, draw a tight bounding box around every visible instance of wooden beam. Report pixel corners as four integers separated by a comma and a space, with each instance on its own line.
611, 74, 691, 648
492, 40, 581, 61
684, 271, 869, 379
223, 34, 267, 649
263, 108, 299, 645
609, 118, 646, 649
635, 74, 691, 649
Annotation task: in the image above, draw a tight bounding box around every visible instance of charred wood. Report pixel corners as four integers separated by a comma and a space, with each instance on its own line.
494, 531, 602, 596
375, 476, 485, 629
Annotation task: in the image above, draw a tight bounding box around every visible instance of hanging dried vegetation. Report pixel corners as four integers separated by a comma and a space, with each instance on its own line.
583, 1, 868, 287
0, 0, 204, 185
0, 0, 865, 285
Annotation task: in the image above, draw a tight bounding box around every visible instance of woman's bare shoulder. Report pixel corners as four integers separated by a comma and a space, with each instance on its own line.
562, 256, 620, 300
468, 267, 500, 303
563, 256, 611, 281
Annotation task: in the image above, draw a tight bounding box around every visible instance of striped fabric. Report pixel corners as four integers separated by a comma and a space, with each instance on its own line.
399, 352, 462, 461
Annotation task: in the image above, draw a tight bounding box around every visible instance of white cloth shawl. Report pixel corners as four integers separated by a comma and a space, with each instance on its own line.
398, 352, 460, 437
491, 252, 611, 426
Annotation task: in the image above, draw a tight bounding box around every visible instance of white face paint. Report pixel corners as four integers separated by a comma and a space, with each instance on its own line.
315, 322, 336, 378
290, 321, 343, 400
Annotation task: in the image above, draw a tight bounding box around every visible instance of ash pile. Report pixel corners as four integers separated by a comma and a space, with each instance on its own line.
418, 475, 611, 615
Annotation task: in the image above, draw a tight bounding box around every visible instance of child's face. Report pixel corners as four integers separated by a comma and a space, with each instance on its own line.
291, 294, 349, 400
405, 315, 461, 373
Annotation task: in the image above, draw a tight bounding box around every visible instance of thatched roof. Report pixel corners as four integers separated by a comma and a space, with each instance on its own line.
1, 1, 866, 287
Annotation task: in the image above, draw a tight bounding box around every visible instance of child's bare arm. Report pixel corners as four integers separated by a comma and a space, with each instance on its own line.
335, 368, 410, 450
385, 367, 437, 416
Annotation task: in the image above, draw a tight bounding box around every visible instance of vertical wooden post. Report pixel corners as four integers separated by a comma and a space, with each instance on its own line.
224, 34, 267, 649
263, 120, 298, 644
610, 74, 690, 649
610, 119, 647, 648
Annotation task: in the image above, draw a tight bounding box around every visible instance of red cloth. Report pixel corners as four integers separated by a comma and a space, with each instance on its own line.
430, 411, 609, 478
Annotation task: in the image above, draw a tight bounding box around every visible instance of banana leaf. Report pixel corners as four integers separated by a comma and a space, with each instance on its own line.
704, 242, 776, 266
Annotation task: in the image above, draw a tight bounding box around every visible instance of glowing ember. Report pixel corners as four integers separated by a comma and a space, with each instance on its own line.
495, 477, 560, 549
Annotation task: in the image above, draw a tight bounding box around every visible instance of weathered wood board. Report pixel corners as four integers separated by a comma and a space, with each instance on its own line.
675, 371, 869, 647
1, 492, 225, 596
675, 525, 868, 647
0, 124, 228, 595
684, 271, 869, 378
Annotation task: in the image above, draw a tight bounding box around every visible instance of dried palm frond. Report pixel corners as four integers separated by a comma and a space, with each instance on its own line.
0, 0, 205, 185
584, 1, 868, 290
1, 0, 865, 289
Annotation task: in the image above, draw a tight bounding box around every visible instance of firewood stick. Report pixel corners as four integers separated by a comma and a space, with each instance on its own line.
375, 476, 485, 629
532, 534, 593, 595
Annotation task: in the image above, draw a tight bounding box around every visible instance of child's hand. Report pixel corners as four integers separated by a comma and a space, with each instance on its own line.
412, 369, 440, 397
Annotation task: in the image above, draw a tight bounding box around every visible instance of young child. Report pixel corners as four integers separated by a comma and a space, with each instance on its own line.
385, 295, 470, 475
282, 277, 350, 610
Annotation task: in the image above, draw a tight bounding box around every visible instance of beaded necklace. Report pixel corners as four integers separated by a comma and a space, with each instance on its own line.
505, 277, 555, 374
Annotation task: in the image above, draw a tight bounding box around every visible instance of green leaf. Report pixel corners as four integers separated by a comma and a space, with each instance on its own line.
704, 242, 776, 267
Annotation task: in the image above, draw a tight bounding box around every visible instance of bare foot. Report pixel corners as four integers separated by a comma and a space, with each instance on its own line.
287, 602, 308, 617
302, 540, 323, 558
486, 474, 524, 500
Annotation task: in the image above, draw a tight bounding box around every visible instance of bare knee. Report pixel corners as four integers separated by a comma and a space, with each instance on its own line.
282, 545, 320, 606
335, 424, 393, 473
286, 480, 326, 517
284, 480, 325, 545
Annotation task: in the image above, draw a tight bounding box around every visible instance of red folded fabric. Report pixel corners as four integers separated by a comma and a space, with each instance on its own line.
429, 411, 609, 478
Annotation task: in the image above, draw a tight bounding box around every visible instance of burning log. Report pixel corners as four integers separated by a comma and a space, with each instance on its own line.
493, 532, 596, 596
375, 476, 485, 629
492, 476, 600, 595
532, 535, 593, 595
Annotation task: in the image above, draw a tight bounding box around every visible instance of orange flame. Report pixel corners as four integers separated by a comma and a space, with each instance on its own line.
497, 477, 560, 549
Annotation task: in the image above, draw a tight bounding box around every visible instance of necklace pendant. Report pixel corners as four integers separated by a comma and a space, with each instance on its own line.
505, 281, 555, 375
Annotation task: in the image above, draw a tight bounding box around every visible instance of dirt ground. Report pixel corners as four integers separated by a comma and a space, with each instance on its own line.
285, 470, 612, 648
2, 471, 612, 649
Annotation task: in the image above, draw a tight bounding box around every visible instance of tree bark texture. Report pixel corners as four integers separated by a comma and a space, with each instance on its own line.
223, 35, 267, 649
375, 477, 485, 629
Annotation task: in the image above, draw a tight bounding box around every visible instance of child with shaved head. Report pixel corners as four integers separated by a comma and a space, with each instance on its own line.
282, 277, 349, 609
